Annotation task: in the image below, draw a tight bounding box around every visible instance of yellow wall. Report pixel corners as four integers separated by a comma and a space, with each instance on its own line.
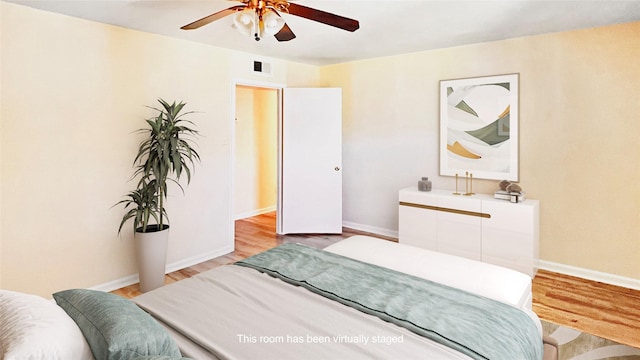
0, 2, 319, 297
321, 22, 640, 281
234, 86, 278, 218
1, 2, 638, 296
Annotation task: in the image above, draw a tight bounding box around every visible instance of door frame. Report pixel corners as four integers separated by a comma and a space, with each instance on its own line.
230, 78, 285, 246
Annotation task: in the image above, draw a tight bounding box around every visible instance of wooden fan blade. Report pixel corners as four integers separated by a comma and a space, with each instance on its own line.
287, 3, 359, 32
181, 5, 245, 30
274, 23, 296, 41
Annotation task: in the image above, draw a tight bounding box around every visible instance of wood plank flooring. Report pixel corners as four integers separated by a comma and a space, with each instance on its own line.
112, 212, 640, 348
533, 269, 640, 347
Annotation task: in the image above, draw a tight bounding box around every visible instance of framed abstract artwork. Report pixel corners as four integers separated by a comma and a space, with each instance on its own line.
439, 74, 519, 181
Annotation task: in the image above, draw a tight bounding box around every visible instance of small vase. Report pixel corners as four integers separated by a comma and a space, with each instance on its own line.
418, 177, 432, 191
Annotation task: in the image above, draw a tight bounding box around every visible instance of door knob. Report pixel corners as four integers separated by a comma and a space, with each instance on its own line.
334, 167, 340, 171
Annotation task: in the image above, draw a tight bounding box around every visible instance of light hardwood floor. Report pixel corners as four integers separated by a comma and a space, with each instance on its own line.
113, 212, 640, 348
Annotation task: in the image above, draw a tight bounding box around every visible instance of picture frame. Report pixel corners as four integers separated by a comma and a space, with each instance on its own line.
439, 73, 519, 181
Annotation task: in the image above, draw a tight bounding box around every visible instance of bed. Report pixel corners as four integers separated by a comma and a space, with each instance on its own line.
0, 236, 557, 360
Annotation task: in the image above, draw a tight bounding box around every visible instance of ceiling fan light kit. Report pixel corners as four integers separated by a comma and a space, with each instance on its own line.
181, 0, 359, 42
232, 8, 257, 37
232, 7, 285, 41
262, 9, 286, 36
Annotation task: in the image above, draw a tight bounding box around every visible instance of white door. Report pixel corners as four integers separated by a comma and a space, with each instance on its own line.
277, 88, 342, 234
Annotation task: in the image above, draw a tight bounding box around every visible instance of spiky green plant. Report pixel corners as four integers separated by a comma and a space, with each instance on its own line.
116, 99, 200, 234
115, 179, 167, 234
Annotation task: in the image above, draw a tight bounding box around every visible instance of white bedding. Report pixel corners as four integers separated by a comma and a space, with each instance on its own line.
0, 290, 94, 360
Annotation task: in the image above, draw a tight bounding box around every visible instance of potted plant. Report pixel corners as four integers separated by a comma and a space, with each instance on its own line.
115, 99, 200, 292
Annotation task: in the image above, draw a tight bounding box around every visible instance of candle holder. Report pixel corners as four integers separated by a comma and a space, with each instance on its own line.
463, 171, 471, 196
453, 173, 461, 195
461, 171, 475, 196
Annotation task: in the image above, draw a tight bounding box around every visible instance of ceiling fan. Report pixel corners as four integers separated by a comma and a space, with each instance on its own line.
180, 0, 360, 42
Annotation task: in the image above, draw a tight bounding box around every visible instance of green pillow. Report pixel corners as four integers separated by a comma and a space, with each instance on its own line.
53, 289, 181, 360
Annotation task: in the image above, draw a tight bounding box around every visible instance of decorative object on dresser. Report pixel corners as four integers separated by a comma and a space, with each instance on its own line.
418, 177, 432, 191
398, 186, 539, 277
439, 74, 519, 181
495, 180, 526, 203
114, 99, 200, 293
452, 171, 475, 196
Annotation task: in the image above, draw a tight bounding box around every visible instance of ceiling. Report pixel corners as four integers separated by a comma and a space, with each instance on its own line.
7, 0, 640, 65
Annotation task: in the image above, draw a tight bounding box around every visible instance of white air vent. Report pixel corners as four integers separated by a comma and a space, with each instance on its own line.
253, 60, 272, 76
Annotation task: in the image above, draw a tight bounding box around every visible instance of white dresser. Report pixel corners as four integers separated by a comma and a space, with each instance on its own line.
398, 187, 539, 277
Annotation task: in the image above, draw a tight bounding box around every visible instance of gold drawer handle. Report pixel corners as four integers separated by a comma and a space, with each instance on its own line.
399, 201, 491, 219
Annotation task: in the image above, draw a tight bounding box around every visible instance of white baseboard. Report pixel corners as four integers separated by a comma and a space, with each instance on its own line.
90, 274, 140, 293
90, 244, 235, 293
342, 221, 398, 239
234, 206, 276, 220
539, 260, 640, 291
165, 244, 235, 274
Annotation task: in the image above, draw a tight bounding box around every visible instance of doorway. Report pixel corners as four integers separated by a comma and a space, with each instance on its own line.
233, 85, 279, 221
232, 84, 343, 239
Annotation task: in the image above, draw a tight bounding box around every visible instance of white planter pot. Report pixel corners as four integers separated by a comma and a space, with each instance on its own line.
134, 225, 169, 293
